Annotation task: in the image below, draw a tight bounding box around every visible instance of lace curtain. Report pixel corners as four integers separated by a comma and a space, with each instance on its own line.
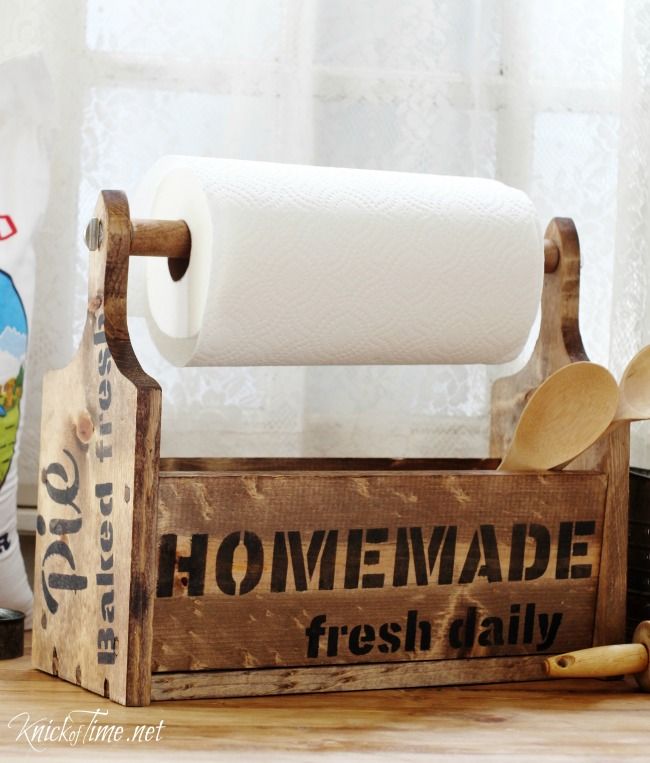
2, 0, 649, 501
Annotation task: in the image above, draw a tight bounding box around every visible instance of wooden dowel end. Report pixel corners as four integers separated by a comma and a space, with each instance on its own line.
544, 239, 560, 273
130, 219, 191, 260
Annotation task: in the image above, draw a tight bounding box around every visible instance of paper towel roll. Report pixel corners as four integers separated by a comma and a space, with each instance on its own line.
136, 157, 543, 366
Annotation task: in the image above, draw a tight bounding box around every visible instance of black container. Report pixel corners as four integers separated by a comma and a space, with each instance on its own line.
0, 608, 24, 660
628, 469, 650, 640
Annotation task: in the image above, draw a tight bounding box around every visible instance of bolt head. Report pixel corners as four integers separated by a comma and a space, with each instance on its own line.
84, 218, 103, 251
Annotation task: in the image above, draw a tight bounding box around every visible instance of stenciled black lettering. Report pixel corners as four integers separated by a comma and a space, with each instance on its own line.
344, 529, 363, 589
216, 531, 263, 595
157, 534, 177, 597
556, 521, 595, 579
508, 523, 551, 581
270, 530, 338, 592
156, 534, 207, 597
458, 525, 502, 584
41, 540, 87, 614
393, 526, 457, 587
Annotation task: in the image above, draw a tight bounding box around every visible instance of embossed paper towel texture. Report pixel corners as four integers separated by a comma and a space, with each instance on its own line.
137, 157, 543, 367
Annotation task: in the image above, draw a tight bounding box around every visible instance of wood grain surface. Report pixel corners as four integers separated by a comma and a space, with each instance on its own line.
32, 202, 629, 709
1, 634, 649, 762
490, 218, 589, 460
152, 470, 606, 676
490, 217, 629, 648
32, 192, 161, 705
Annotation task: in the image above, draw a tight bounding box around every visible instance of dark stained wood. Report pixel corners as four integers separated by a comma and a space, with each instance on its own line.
571, 424, 630, 647
33, 201, 629, 706
160, 457, 502, 472
490, 217, 629, 651
151, 654, 550, 700
152, 470, 607, 673
544, 238, 560, 273
490, 219, 588, 460
130, 218, 191, 259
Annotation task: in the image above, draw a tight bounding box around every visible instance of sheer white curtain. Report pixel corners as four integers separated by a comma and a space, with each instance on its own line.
2, 0, 649, 500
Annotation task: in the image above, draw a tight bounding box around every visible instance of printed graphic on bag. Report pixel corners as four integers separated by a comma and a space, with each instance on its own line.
0, 270, 27, 487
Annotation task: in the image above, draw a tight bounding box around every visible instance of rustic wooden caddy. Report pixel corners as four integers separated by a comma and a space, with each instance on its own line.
32, 191, 629, 706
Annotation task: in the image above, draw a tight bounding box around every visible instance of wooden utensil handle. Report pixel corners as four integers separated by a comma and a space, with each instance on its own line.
545, 643, 648, 679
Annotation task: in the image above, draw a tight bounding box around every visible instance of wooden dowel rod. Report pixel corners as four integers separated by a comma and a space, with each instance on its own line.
545, 643, 648, 680
130, 219, 191, 259
127, 219, 559, 273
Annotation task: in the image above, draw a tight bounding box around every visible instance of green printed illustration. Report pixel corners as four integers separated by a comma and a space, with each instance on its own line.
0, 270, 27, 488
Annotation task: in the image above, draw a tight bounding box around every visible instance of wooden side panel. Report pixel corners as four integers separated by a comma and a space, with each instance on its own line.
152, 471, 607, 674
571, 424, 630, 646
490, 217, 629, 648
32, 192, 161, 706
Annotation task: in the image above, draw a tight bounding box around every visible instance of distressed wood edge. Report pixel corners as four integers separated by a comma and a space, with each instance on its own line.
157, 456, 608, 476
95, 191, 162, 705
158, 468, 606, 482
159, 457, 502, 473
585, 424, 630, 648
150, 655, 550, 701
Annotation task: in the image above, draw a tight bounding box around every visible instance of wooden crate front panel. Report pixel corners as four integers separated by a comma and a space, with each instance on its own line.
152, 471, 607, 673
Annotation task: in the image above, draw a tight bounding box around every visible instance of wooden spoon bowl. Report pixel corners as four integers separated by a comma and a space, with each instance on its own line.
615, 345, 650, 422
498, 362, 619, 472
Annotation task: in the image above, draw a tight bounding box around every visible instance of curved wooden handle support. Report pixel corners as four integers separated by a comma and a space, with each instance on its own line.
490, 218, 587, 460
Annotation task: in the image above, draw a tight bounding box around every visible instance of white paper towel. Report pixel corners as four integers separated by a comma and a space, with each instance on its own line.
135, 157, 543, 366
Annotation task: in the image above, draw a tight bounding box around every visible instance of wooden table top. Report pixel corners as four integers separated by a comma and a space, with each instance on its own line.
1, 634, 648, 761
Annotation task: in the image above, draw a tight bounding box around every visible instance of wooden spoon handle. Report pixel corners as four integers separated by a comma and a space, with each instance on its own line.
545, 643, 648, 679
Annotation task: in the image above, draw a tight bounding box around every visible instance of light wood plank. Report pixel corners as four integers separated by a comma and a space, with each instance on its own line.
2, 634, 649, 761
32, 192, 161, 706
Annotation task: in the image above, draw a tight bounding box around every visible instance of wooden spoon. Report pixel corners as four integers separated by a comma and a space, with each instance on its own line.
498, 362, 619, 472
614, 345, 650, 423
592, 346, 650, 442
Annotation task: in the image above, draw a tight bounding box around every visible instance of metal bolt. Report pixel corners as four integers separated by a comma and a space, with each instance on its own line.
84, 218, 103, 251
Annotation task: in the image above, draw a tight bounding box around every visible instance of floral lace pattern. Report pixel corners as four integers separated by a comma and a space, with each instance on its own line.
2, 0, 646, 490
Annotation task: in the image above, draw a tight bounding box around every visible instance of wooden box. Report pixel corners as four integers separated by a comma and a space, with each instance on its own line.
32, 193, 629, 705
